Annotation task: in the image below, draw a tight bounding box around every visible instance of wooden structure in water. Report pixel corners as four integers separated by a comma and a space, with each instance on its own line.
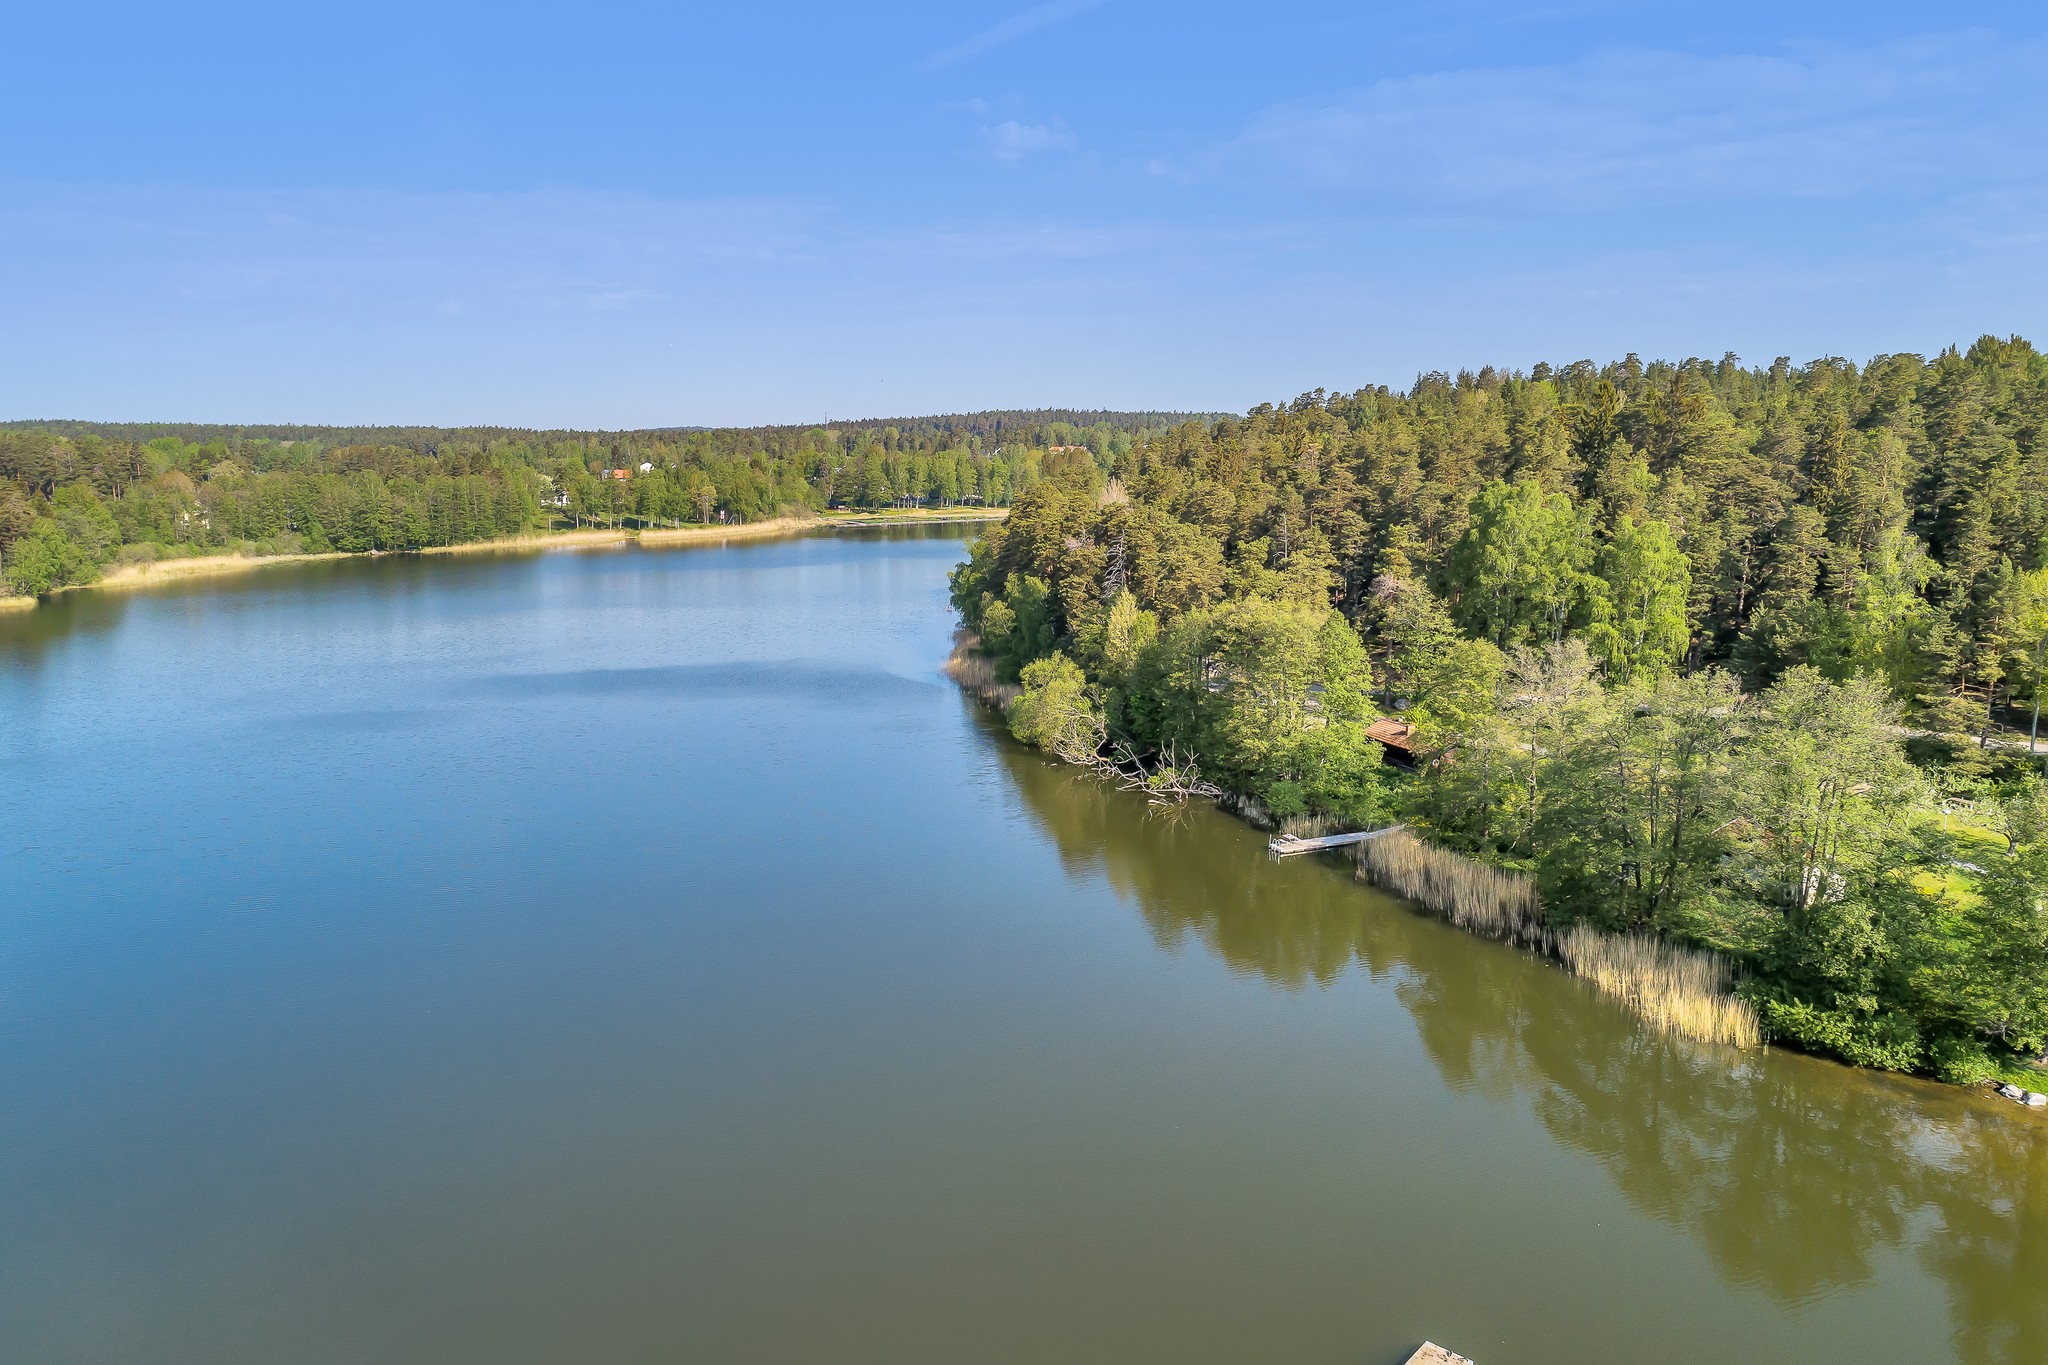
1266, 823, 1406, 858
1404, 1344, 1473, 1365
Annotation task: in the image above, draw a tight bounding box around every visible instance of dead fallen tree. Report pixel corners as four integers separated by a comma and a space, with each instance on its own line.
1101, 738, 1224, 809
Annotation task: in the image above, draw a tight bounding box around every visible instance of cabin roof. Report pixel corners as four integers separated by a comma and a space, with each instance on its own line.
1365, 717, 1418, 753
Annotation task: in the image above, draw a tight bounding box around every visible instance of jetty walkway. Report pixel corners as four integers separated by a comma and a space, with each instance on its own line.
1267, 823, 1406, 858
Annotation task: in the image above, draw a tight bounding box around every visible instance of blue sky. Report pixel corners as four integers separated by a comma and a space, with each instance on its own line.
3, 1, 2044, 426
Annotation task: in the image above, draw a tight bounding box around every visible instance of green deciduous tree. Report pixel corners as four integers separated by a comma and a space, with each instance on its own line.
1008, 653, 1105, 764
1535, 669, 1748, 935
1447, 479, 1597, 647
1586, 516, 1692, 682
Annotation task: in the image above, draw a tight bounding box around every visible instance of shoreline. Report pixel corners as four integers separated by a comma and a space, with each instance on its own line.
943, 638, 2048, 1113
3, 508, 1006, 608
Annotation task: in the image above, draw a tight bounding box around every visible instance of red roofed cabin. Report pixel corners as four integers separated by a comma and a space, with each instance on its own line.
1365, 717, 1420, 768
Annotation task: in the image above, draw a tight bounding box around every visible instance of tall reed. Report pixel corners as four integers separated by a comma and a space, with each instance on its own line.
1278, 813, 1336, 841
1355, 827, 1548, 947
1556, 926, 1762, 1049
943, 631, 1020, 707
1355, 829, 1760, 1048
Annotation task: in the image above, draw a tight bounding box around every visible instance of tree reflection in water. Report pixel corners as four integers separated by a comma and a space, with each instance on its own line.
993, 729, 2048, 1364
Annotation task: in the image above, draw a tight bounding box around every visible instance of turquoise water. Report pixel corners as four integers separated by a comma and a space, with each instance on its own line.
1, 528, 2041, 1364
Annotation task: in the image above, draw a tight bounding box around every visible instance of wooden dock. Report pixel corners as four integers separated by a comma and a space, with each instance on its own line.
1266, 823, 1405, 858
1404, 1344, 1473, 1365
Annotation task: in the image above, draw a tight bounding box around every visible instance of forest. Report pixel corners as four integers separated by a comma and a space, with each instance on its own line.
0, 410, 1192, 598
950, 337, 2048, 1084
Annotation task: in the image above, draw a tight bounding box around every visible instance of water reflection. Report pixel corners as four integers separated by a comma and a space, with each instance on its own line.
0, 584, 137, 661
0, 553, 533, 668
466, 661, 939, 704
0, 523, 970, 669
996, 738, 1382, 990
994, 728, 2048, 1363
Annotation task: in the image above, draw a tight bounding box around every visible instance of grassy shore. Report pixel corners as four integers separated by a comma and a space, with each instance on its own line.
0, 508, 1006, 609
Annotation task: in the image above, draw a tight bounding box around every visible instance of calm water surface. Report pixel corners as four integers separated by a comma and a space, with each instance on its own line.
1, 528, 2042, 1364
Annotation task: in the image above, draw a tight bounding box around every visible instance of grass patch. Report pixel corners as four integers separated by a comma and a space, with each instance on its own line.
1912, 867, 1983, 908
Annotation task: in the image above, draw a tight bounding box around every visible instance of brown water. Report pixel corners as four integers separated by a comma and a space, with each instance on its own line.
0, 527, 2042, 1363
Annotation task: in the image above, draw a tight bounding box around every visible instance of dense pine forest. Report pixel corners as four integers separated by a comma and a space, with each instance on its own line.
0, 410, 1200, 598
951, 337, 2048, 1084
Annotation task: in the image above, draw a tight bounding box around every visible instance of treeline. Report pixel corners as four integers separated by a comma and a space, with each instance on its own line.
0, 407, 1213, 451
952, 336, 2048, 1084
0, 410, 1196, 597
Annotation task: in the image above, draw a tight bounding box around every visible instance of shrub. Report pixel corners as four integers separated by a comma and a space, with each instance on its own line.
1744, 988, 1923, 1071
1925, 1034, 1998, 1086
1264, 780, 1306, 819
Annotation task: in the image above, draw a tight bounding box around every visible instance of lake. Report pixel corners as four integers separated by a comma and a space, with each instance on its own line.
1, 527, 2042, 1364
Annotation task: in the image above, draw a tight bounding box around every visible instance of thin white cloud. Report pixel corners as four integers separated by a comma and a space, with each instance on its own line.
1203, 31, 2048, 214
873, 221, 1169, 261
982, 119, 1075, 162
923, 0, 1105, 73
0, 181, 827, 315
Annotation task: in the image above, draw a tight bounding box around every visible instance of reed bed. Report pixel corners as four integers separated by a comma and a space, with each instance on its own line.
943, 632, 1021, 708
1355, 829, 1759, 1048
1277, 813, 1336, 841
1556, 926, 1762, 1049
1221, 791, 1275, 829
1355, 828, 1548, 947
